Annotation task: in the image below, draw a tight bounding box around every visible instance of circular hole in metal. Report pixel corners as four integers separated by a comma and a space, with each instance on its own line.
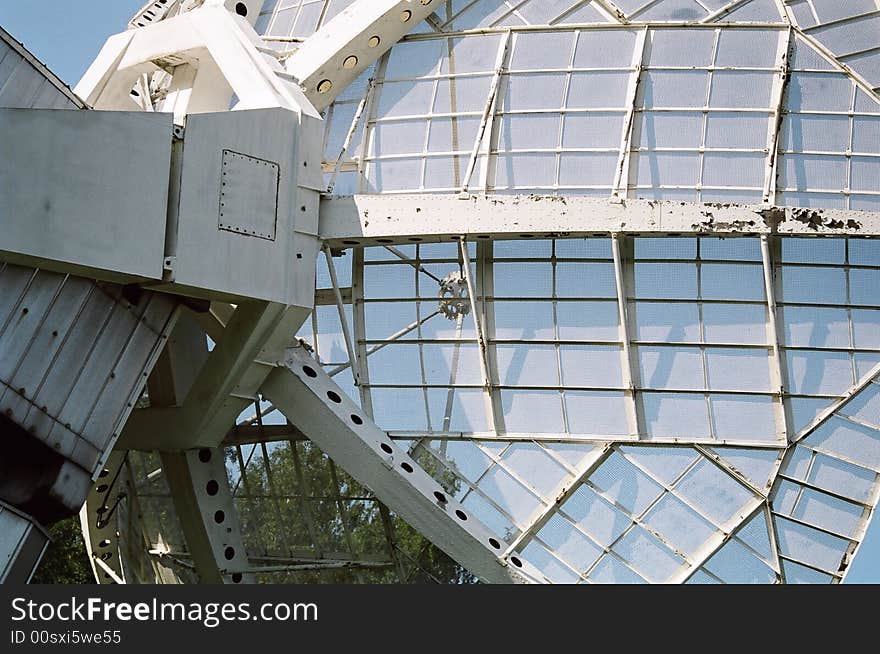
234, 2, 248, 16
317, 79, 333, 94
206, 479, 220, 496
510, 556, 523, 568
433, 491, 447, 503
350, 414, 364, 425
343, 55, 358, 69
98, 468, 110, 478
342, 240, 360, 246
100, 552, 113, 561
400, 9, 412, 21
455, 509, 468, 521
224, 546, 235, 560
400, 462, 414, 473
377, 238, 393, 244
326, 390, 342, 403
232, 573, 243, 583
303, 365, 318, 378
96, 484, 108, 493
380, 443, 393, 454
489, 538, 501, 550
214, 510, 225, 524
368, 36, 381, 48
408, 237, 423, 242
198, 448, 212, 463
519, 234, 535, 239
98, 539, 111, 548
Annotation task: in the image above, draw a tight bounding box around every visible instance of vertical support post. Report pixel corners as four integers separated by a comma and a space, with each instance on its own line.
461, 30, 511, 195
761, 235, 791, 443
352, 247, 374, 415
461, 239, 502, 433
763, 27, 793, 205
611, 234, 643, 439
323, 244, 360, 386
612, 27, 647, 200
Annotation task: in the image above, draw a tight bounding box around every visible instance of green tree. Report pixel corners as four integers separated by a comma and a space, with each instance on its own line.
31, 515, 95, 584
228, 440, 475, 584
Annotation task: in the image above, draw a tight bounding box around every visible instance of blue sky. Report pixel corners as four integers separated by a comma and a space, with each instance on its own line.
0, 1, 145, 87
1, 2, 878, 584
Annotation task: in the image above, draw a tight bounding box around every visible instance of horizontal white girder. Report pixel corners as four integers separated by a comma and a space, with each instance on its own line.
318, 194, 880, 246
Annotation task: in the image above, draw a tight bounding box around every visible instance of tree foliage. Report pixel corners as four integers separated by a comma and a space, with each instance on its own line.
31, 515, 94, 584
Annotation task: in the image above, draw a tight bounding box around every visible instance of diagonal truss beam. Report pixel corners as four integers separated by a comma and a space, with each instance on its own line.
260, 344, 542, 583
285, 0, 447, 111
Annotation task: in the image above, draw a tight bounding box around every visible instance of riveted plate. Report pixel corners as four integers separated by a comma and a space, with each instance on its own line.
218, 149, 279, 241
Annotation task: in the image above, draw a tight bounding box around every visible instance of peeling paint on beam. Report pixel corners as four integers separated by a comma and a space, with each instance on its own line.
318, 194, 879, 245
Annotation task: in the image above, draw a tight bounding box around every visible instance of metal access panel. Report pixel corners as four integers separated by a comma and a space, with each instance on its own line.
218, 150, 279, 240
170, 108, 302, 304
0, 109, 172, 282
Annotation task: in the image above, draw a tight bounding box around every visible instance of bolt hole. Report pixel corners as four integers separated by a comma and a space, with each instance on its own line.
96, 484, 108, 493
98, 468, 110, 478
400, 462, 413, 473
433, 491, 447, 503
224, 546, 235, 560
214, 510, 225, 524
327, 390, 342, 403
234, 2, 248, 17
489, 538, 501, 550
455, 509, 467, 521
206, 479, 220, 496
510, 556, 523, 568
198, 448, 212, 463
350, 414, 363, 425
232, 573, 243, 583
98, 539, 111, 548
380, 443, 393, 454
303, 365, 318, 378
377, 238, 393, 244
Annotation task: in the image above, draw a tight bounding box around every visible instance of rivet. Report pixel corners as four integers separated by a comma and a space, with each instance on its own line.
317, 79, 333, 94
400, 9, 412, 21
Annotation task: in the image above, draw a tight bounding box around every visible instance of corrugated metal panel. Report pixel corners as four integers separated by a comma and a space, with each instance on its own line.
0, 263, 179, 476
0, 499, 49, 583
0, 26, 82, 109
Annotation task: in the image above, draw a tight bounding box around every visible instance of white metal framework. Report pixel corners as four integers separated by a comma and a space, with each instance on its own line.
1, 0, 879, 584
